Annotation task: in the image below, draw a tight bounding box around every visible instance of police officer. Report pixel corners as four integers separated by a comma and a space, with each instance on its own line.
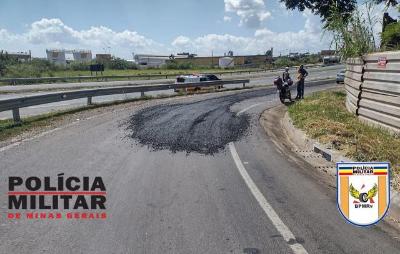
296, 65, 308, 99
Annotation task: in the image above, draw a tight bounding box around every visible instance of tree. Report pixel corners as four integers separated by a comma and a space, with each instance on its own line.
324, 5, 376, 59
280, 0, 357, 21
374, 0, 398, 7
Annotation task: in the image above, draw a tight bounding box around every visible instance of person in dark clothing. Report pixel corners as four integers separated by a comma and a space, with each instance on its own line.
282, 67, 291, 82
296, 65, 308, 99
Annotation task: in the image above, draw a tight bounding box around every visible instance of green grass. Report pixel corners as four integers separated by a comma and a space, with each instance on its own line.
0, 68, 265, 86
288, 91, 400, 184
51, 68, 251, 77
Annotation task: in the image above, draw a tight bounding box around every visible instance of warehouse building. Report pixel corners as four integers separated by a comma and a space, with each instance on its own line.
0, 50, 32, 61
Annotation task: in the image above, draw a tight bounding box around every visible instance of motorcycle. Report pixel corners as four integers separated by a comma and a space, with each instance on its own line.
274, 77, 293, 104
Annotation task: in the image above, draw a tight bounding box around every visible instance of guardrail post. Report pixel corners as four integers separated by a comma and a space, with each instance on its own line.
87, 96, 93, 105
141, 91, 145, 98
243, 83, 246, 88
12, 108, 21, 124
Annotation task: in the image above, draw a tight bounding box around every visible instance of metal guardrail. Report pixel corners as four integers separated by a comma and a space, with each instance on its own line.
0, 79, 249, 123
345, 51, 400, 133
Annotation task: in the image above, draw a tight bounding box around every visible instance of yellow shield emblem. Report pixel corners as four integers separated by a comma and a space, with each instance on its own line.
337, 162, 390, 226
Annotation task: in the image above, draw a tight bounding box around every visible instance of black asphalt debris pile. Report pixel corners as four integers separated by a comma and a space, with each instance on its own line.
126, 90, 271, 155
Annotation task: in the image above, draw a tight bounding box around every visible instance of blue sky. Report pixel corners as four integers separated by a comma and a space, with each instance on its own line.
0, 0, 395, 58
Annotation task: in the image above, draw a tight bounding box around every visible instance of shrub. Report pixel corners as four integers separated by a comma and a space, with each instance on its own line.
104, 57, 138, 70
381, 21, 400, 50
67, 62, 92, 71
164, 61, 194, 70
324, 3, 378, 59
3, 59, 60, 78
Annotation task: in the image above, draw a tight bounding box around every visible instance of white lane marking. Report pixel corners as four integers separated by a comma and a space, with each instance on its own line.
237, 103, 263, 116
229, 142, 308, 254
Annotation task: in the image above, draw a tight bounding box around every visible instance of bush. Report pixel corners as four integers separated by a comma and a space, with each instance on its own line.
324, 3, 377, 59
381, 22, 400, 50
104, 57, 138, 70
67, 62, 92, 71
164, 61, 194, 70
3, 59, 60, 78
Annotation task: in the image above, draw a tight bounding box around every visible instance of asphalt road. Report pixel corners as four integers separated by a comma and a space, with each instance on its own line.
1, 82, 399, 254
0, 65, 342, 119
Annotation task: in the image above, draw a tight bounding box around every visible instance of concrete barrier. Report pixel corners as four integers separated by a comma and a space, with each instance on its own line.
344, 58, 363, 114
345, 51, 400, 133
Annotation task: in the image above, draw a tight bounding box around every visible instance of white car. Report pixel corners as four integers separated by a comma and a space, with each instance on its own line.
336, 70, 345, 84
174, 74, 221, 93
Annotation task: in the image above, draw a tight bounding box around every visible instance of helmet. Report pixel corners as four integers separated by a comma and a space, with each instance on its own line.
285, 67, 289, 71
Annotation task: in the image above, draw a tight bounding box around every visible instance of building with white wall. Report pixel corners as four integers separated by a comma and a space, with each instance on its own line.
46, 49, 67, 65
46, 49, 92, 65
134, 54, 171, 68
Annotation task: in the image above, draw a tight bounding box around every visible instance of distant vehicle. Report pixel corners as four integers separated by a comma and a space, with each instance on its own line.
336, 70, 345, 84
174, 74, 222, 93
323, 55, 341, 65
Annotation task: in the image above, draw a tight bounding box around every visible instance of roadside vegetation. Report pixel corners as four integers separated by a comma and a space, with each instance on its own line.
0, 50, 323, 83
381, 5, 400, 50
324, 3, 378, 59
288, 91, 400, 188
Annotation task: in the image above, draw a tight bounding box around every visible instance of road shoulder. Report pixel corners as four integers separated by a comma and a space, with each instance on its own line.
260, 105, 400, 232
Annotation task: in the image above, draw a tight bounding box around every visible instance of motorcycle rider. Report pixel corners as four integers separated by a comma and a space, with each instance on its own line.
282, 67, 291, 83
296, 65, 308, 99
282, 67, 293, 102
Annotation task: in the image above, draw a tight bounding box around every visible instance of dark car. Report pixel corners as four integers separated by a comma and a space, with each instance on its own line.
205, 74, 220, 81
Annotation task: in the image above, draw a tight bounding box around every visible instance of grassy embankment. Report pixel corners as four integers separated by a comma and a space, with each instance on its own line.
50, 68, 257, 77
0, 68, 263, 86
288, 91, 400, 187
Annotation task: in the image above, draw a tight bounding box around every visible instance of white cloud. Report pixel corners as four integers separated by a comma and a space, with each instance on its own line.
27, 18, 79, 45
172, 9, 329, 56
0, 18, 164, 58
0, 12, 331, 59
224, 0, 271, 28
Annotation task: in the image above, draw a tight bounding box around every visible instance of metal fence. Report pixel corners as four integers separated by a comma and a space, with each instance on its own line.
345, 51, 400, 133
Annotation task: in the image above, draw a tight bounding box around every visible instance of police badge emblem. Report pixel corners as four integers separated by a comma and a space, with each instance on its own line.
337, 162, 390, 226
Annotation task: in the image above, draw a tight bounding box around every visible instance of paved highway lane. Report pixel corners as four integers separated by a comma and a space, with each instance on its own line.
0, 65, 342, 120
0, 65, 343, 93
2, 82, 398, 254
